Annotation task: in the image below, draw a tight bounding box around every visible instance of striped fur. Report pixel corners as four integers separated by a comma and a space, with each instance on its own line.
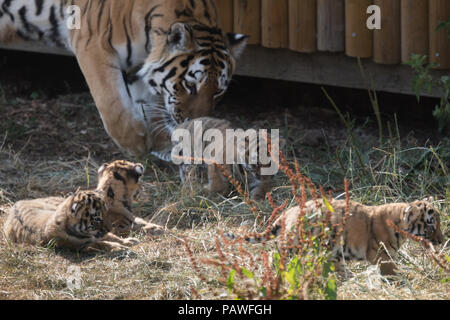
96, 160, 164, 236
0, 0, 248, 157
157, 117, 280, 200
3, 190, 140, 251
229, 199, 444, 276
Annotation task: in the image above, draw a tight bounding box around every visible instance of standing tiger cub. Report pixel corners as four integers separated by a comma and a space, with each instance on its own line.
96, 160, 164, 236
3, 190, 139, 252
156, 117, 284, 200
232, 199, 444, 276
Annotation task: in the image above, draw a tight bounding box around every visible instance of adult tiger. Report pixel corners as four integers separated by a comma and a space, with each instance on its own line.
0, 0, 248, 156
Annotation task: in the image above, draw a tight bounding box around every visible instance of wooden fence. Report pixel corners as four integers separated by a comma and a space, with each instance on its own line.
216, 0, 450, 69
1, 0, 448, 97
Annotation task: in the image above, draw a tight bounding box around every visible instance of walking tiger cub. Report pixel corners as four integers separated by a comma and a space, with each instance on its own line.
230, 199, 444, 275
3, 190, 139, 252
155, 117, 284, 200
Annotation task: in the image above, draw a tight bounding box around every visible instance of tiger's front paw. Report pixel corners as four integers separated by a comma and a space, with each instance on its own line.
122, 237, 140, 246
143, 223, 164, 236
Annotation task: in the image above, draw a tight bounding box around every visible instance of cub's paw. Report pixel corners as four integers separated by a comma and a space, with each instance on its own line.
122, 237, 140, 246
143, 223, 164, 236
109, 243, 130, 252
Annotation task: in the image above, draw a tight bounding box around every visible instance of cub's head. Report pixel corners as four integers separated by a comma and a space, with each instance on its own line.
66, 190, 109, 238
137, 21, 248, 129
97, 160, 145, 200
403, 200, 444, 245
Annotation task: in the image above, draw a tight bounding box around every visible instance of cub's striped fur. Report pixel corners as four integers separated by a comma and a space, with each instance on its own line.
3, 190, 139, 251
157, 117, 283, 200
232, 199, 444, 275
96, 160, 164, 236
0, 0, 248, 156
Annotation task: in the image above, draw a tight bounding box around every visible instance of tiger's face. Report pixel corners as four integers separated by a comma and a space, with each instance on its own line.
138, 22, 248, 130
403, 200, 444, 245
67, 191, 110, 239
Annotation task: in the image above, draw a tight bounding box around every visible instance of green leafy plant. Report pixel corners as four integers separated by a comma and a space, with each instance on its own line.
407, 18, 450, 134
185, 152, 343, 300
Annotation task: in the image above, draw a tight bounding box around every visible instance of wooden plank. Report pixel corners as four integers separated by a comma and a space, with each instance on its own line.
288, 0, 317, 53
215, 0, 234, 33
1, 44, 447, 97
317, 0, 345, 52
429, 0, 450, 69
235, 45, 446, 98
345, 0, 373, 58
261, 0, 289, 48
401, 0, 429, 64
233, 0, 261, 45
0, 42, 72, 56
373, 0, 401, 64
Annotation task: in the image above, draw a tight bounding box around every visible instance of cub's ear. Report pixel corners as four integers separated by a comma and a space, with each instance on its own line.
403, 205, 421, 224
98, 163, 108, 175
135, 164, 145, 177
71, 202, 80, 216
226, 33, 249, 59
422, 196, 435, 202
167, 22, 193, 51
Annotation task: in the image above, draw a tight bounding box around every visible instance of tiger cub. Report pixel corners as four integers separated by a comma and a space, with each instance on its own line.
233, 199, 444, 275
158, 117, 283, 200
96, 160, 164, 236
3, 190, 139, 252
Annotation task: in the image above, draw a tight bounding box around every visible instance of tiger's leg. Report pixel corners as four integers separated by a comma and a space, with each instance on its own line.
132, 217, 164, 236
74, 49, 151, 157
205, 164, 230, 194
367, 246, 397, 276
333, 260, 354, 279
249, 168, 272, 200
85, 240, 129, 252
101, 232, 140, 247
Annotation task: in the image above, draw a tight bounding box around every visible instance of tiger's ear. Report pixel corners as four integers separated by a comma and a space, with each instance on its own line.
226, 33, 249, 59
71, 202, 80, 216
135, 164, 144, 177
167, 22, 193, 51
403, 205, 421, 224
98, 163, 108, 175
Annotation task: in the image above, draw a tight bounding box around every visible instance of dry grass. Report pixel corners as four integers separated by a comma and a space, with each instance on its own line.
0, 90, 449, 300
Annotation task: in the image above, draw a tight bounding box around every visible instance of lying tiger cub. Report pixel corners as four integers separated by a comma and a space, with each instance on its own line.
233, 198, 444, 275
96, 160, 164, 236
155, 117, 283, 200
3, 190, 139, 252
